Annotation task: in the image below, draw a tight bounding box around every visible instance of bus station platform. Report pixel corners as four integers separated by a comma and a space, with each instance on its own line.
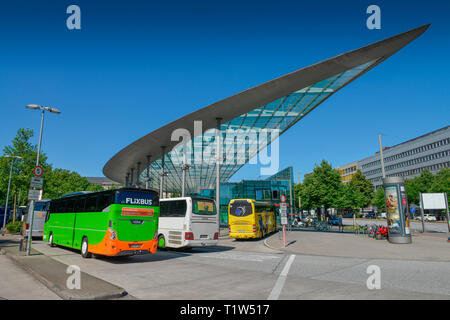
0, 234, 128, 300
263, 228, 450, 261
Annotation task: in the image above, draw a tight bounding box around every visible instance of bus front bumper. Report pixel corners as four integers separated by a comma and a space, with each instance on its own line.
185, 240, 219, 248
89, 233, 158, 256
229, 232, 257, 239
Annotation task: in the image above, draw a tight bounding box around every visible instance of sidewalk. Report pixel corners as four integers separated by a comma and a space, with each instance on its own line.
0, 234, 128, 300
0, 253, 61, 300
264, 229, 450, 261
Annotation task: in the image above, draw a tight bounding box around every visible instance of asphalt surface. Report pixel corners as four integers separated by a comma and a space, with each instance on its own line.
1, 222, 449, 300
29, 233, 450, 300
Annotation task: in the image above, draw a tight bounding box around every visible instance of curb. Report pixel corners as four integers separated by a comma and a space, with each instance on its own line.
0, 247, 128, 300
263, 236, 285, 253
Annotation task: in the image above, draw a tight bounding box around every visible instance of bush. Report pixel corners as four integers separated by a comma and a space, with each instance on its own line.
6, 221, 23, 234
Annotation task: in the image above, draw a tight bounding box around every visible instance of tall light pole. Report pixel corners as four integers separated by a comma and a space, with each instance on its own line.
25, 104, 61, 255
378, 133, 386, 179
2, 155, 22, 235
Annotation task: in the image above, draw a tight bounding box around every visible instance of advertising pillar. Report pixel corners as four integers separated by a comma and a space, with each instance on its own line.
383, 177, 411, 244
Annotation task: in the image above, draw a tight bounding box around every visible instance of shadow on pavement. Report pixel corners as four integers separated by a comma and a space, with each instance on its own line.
91, 245, 236, 264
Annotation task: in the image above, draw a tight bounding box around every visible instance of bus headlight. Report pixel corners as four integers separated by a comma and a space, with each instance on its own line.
108, 228, 117, 240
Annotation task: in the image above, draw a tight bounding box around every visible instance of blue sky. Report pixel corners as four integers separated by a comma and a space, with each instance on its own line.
0, 0, 449, 183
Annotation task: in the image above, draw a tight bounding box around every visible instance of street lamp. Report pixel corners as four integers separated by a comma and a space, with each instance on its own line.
25, 104, 61, 255
1, 155, 22, 235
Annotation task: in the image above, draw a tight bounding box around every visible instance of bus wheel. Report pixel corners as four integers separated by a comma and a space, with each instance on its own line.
81, 237, 92, 258
157, 235, 166, 250
49, 233, 55, 247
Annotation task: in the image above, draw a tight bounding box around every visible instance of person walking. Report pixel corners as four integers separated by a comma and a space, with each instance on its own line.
338, 214, 344, 232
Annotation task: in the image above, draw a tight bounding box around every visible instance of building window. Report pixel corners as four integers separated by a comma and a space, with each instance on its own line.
272, 190, 279, 200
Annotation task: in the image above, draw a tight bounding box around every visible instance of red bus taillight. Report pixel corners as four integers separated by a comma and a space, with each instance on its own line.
252, 224, 256, 232
214, 232, 219, 240
26, 223, 29, 230
185, 232, 194, 240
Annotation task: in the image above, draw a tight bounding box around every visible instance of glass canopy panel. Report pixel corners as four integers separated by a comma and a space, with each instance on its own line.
139, 58, 380, 194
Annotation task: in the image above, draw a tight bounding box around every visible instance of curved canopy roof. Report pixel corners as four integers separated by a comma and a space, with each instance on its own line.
103, 24, 430, 193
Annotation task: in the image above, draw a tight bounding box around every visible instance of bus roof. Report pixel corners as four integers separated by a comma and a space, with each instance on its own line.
229, 199, 272, 206
60, 188, 159, 199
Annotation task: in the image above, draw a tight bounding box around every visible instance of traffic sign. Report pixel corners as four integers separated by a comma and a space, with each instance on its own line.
280, 194, 286, 203
280, 203, 287, 215
281, 217, 288, 225
30, 177, 44, 189
33, 165, 44, 177
28, 189, 42, 201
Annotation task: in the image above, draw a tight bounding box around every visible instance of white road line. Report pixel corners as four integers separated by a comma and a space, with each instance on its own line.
267, 254, 296, 300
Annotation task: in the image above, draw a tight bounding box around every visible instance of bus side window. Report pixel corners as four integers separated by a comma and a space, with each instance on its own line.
75, 197, 86, 213
85, 195, 97, 212
175, 200, 187, 216
97, 192, 114, 212
60, 199, 68, 213
160, 201, 169, 217
66, 199, 75, 213
35, 202, 43, 211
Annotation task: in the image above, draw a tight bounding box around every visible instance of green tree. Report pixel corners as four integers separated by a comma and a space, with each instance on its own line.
372, 186, 386, 212
299, 160, 342, 215
430, 168, 450, 195
348, 169, 374, 209
0, 128, 51, 206
1, 128, 102, 204
405, 169, 435, 205
44, 169, 104, 199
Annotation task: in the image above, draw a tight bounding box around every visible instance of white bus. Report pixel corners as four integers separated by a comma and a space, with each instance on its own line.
157, 197, 219, 249
25, 199, 50, 238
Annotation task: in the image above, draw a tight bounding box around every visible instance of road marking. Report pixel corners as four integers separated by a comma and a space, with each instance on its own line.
268, 254, 296, 300
196, 251, 280, 262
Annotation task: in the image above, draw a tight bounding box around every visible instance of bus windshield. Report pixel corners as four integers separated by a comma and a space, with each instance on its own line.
229, 200, 253, 217
116, 190, 159, 206
193, 199, 216, 215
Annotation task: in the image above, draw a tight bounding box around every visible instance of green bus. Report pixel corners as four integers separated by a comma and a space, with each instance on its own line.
43, 188, 159, 258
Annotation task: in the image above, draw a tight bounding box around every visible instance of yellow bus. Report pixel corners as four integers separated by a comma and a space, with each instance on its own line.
228, 199, 277, 239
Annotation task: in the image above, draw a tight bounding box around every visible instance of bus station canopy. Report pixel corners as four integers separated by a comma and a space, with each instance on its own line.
103, 24, 429, 194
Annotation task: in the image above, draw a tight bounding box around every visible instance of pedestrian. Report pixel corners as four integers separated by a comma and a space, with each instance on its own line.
338, 214, 344, 232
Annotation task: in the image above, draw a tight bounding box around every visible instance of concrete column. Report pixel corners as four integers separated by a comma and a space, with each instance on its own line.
216, 118, 222, 218
146, 155, 151, 189
136, 162, 141, 187
160, 146, 166, 198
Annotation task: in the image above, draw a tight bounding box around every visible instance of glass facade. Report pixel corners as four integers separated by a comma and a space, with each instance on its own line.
196, 167, 294, 225
138, 60, 380, 194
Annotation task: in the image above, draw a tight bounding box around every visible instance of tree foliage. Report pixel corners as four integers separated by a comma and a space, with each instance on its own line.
372, 186, 386, 212
405, 168, 449, 205
297, 160, 342, 211
1, 128, 103, 206
297, 162, 378, 212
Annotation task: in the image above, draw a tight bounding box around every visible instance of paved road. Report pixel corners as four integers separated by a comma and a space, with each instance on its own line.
28, 236, 450, 300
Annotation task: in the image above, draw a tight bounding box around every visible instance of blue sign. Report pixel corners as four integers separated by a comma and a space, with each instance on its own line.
410, 206, 416, 214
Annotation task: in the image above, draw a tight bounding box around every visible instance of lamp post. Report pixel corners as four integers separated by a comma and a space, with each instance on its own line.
2, 155, 22, 235
25, 104, 61, 255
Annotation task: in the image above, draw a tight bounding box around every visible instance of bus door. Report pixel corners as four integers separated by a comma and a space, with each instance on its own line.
190, 198, 218, 241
